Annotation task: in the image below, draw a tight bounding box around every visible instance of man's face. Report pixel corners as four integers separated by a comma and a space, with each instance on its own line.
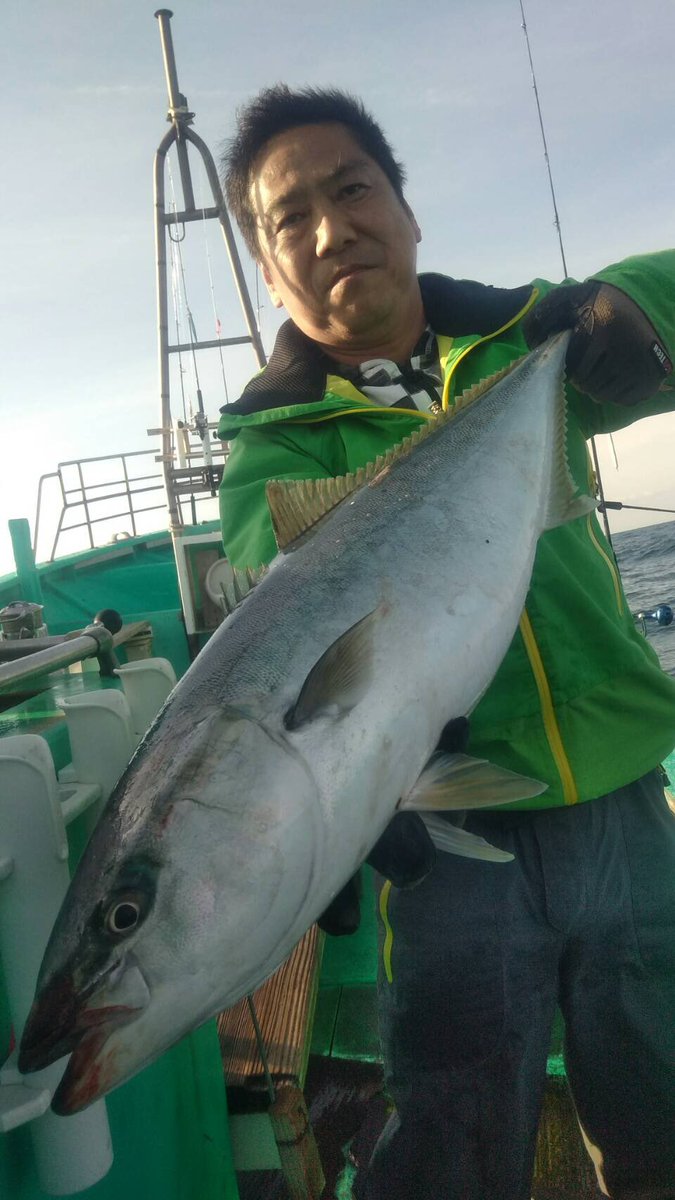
250, 122, 422, 353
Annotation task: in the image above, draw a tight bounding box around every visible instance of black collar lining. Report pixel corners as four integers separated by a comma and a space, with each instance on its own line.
222, 273, 533, 417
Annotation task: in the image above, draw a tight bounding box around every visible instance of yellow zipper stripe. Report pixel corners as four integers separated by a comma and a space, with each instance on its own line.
288, 405, 434, 426
326, 375, 376, 405
441, 288, 540, 411
291, 301, 539, 427
519, 608, 579, 805
586, 514, 624, 615
379, 879, 394, 984
436, 333, 454, 376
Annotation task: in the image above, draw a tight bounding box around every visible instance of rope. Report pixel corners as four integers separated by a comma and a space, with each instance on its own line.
166, 153, 203, 414
166, 155, 189, 425
198, 170, 229, 403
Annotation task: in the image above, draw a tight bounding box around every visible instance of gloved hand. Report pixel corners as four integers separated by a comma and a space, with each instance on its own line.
522, 280, 672, 406
318, 717, 470, 936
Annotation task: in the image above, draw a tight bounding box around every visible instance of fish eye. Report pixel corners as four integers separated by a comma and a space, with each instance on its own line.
103, 893, 146, 938
96, 857, 158, 940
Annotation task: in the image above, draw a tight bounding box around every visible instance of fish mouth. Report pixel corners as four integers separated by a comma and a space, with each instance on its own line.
50, 1005, 142, 1114
19, 956, 150, 1112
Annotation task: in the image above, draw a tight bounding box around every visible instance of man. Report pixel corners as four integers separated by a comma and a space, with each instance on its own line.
217, 86, 675, 1198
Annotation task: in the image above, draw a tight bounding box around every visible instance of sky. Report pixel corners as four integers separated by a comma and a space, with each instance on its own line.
1, 0, 674, 576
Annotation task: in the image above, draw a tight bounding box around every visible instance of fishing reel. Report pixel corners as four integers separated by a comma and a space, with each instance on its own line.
633, 603, 673, 634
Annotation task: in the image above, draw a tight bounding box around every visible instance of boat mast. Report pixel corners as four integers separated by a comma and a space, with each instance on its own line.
153, 8, 266, 530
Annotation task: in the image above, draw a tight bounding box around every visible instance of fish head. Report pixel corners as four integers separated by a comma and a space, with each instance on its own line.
19, 702, 324, 1113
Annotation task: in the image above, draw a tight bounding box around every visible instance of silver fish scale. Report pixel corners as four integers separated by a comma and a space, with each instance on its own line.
174, 339, 565, 717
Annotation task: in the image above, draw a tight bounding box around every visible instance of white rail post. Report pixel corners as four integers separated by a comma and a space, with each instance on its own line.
114, 657, 176, 743
59, 690, 136, 830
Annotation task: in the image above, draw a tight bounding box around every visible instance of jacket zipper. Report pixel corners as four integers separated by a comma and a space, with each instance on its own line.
288, 405, 433, 426
379, 879, 395, 984
519, 609, 579, 804
441, 289, 539, 411
586, 516, 624, 615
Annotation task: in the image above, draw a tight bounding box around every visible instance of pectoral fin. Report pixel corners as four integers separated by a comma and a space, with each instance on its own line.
284, 609, 378, 730
421, 813, 514, 863
399, 752, 546, 811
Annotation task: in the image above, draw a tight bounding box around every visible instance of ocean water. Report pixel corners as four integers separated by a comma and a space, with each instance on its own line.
612, 518, 675, 677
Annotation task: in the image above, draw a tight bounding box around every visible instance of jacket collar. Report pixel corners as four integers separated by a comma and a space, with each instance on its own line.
223, 273, 533, 417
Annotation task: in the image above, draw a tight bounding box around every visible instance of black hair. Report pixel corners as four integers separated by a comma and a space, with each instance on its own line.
221, 85, 407, 258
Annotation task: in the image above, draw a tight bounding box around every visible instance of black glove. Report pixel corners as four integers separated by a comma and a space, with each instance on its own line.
522, 280, 672, 406
318, 717, 470, 936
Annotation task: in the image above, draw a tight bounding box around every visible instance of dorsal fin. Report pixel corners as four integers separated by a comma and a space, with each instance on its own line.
452, 353, 525, 412
218, 565, 267, 617
266, 472, 366, 551
265, 353, 527, 552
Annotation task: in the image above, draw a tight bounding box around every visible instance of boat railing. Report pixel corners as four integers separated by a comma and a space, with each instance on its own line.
33, 449, 164, 563
0, 619, 155, 694
33, 435, 228, 564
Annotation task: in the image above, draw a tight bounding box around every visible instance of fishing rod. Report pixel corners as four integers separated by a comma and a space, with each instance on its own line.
598, 499, 675, 629
517, 0, 567, 278
599, 501, 675, 516
595, 500, 675, 629
518, 1, 618, 548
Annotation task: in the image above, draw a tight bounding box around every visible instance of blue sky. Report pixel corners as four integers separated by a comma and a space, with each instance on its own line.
1, 0, 674, 575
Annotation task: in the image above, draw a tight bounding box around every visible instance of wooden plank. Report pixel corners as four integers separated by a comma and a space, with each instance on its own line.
217, 926, 323, 1091
269, 1084, 325, 1200
532, 1078, 603, 1197
112, 621, 152, 647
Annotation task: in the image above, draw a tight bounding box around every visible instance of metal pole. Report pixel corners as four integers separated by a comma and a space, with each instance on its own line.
154, 10, 195, 210
186, 127, 267, 368
0, 626, 114, 692
246, 996, 276, 1105
77, 461, 95, 550
121, 455, 138, 537
154, 127, 182, 530
9, 520, 44, 607
152, 10, 267, 538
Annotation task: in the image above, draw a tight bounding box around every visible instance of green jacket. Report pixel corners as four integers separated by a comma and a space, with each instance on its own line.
217, 253, 675, 808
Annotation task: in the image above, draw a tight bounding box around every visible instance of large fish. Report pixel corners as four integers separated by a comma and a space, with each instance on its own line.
19, 333, 594, 1113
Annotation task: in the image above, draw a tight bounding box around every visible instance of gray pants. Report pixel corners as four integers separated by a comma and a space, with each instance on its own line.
355, 771, 675, 1199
